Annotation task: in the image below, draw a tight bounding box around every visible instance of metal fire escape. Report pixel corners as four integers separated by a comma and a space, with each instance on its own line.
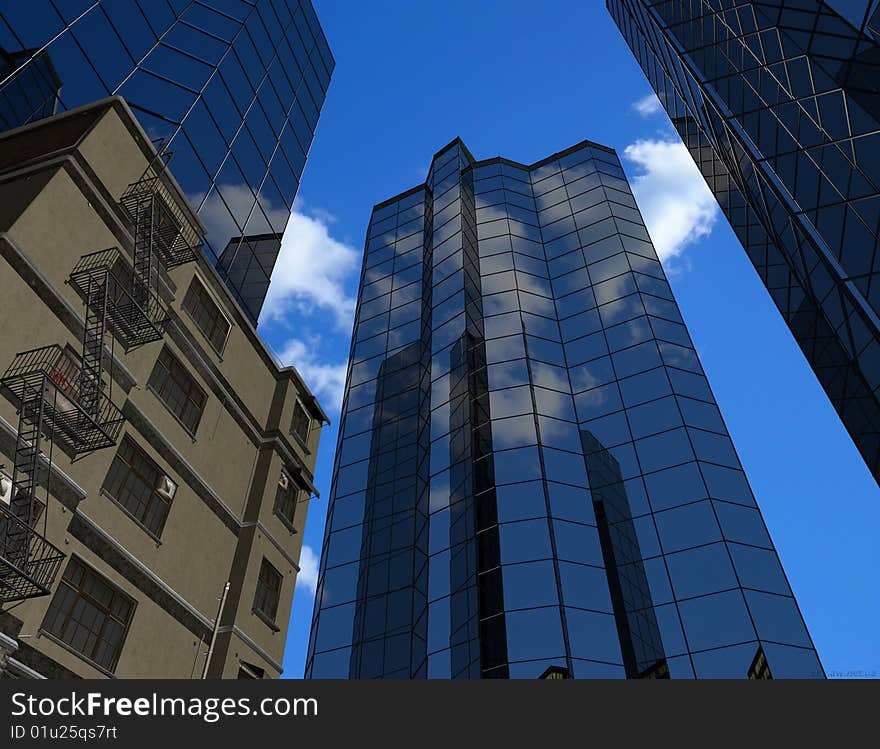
0, 163, 199, 603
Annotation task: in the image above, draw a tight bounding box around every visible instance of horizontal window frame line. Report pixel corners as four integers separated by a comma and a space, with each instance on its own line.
0, 101, 322, 430
252, 605, 281, 633
121, 399, 239, 532
145, 378, 203, 440
181, 274, 233, 357
36, 628, 118, 680
636, 0, 880, 341
149, 346, 209, 436
272, 503, 299, 535
41, 552, 137, 675
98, 487, 165, 545
67, 510, 214, 640
122, 399, 313, 562
162, 314, 320, 489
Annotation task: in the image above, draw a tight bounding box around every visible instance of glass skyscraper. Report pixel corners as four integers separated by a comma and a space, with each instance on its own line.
305, 137, 823, 679
608, 0, 880, 483
0, 1, 333, 324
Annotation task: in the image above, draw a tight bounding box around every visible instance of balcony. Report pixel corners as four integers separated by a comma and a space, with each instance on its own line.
1, 345, 125, 455
69, 248, 168, 350
0, 502, 65, 603
120, 170, 201, 269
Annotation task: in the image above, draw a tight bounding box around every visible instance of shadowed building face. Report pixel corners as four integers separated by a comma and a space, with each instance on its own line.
305, 137, 823, 679
607, 0, 880, 484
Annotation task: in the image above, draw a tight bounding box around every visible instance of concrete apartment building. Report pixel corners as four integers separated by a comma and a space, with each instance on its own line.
0, 97, 326, 679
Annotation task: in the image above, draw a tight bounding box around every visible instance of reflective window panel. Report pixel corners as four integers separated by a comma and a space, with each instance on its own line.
0, 1, 334, 325
305, 137, 824, 679
607, 0, 880, 485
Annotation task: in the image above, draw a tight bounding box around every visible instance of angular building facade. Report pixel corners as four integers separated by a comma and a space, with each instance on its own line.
608, 0, 880, 483
305, 138, 823, 679
0, 98, 326, 678
0, 0, 333, 324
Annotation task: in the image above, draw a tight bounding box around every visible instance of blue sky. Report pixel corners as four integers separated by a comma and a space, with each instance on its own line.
256, 1, 880, 678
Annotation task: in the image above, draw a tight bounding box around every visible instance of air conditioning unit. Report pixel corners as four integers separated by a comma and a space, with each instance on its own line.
156, 475, 177, 502
278, 472, 290, 491
0, 472, 13, 506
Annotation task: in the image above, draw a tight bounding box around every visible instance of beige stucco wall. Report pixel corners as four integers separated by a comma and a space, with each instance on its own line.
0, 100, 323, 679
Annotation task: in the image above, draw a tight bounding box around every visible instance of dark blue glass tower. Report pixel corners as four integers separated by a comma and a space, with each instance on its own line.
0, 1, 334, 325
305, 138, 823, 679
608, 0, 880, 484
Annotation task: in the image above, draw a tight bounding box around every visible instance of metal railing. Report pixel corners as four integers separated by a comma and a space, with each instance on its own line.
119, 168, 201, 269
69, 248, 169, 350
1, 345, 125, 454
0, 501, 65, 602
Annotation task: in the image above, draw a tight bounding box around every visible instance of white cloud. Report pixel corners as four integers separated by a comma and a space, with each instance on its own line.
632, 93, 662, 116
278, 337, 349, 415
622, 139, 719, 262
193, 183, 359, 331
260, 209, 360, 330
430, 477, 450, 513
296, 544, 319, 594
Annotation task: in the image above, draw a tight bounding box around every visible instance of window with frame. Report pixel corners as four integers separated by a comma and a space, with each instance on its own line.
148, 347, 207, 435
291, 400, 311, 445
253, 558, 282, 625
273, 471, 303, 530
182, 276, 231, 354
41, 557, 135, 673
102, 436, 175, 538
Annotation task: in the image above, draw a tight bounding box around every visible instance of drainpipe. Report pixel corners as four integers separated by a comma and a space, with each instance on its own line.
202, 581, 230, 679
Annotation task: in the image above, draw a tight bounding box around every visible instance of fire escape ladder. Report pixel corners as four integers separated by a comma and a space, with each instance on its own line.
1, 163, 200, 604
78, 274, 109, 421
0, 376, 64, 603
132, 192, 158, 310
8, 386, 44, 544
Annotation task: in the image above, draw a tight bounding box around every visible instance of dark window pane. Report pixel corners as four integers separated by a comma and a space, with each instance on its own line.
148, 347, 207, 434
41, 558, 135, 672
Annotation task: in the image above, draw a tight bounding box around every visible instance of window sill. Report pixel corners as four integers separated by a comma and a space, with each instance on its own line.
182, 307, 229, 360
273, 509, 298, 535
146, 383, 200, 442
252, 608, 280, 633
291, 432, 311, 456
37, 629, 118, 679
99, 489, 164, 546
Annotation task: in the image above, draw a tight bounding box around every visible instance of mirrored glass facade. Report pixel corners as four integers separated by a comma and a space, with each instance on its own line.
0, 0, 333, 323
608, 0, 880, 483
305, 138, 823, 679
218, 231, 284, 325
0, 46, 60, 131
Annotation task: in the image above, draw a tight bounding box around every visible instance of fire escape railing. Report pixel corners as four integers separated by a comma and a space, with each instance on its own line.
69, 248, 169, 351
119, 168, 200, 272
0, 376, 65, 602
1, 345, 125, 454
0, 162, 199, 603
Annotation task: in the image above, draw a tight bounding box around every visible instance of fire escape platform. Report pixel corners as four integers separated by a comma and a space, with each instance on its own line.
69, 248, 168, 350
119, 174, 202, 269
0, 504, 65, 603
0, 345, 124, 454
